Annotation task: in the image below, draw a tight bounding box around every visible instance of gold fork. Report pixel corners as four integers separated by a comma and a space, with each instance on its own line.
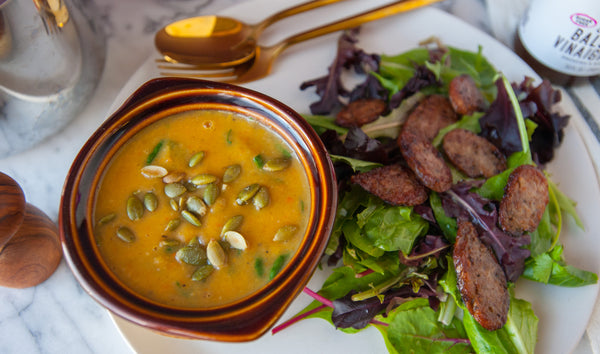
158, 0, 444, 84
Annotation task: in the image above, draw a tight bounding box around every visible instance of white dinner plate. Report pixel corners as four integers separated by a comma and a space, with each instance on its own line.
108, 0, 600, 353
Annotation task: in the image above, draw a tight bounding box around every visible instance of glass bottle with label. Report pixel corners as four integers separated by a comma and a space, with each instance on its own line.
515, 0, 600, 85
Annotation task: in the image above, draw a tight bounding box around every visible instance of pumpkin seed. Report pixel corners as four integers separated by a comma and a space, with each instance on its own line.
141, 165, 168, 178
181, 210, 202, 227
221, 215, 243, 235
158, 237, 181, 253
253, 186, 270, 209
207, 240, 226, 269
203, 183, 219, 206
126, 196, 144, 221
188, 151, 205, 168
186, 196, 207, 216
169, 199, 179, 212
175, 238, 207, 265
97, 213, 116, 225
184, 181, 198, 192
223, 164, 241, 183
164, 183, 186, 198
116, 226, 135, 243
223, 231, 247, 250
235, 183, 260, 205
218, 239, 231, 252
163, 171, 186, 184
263, 157, 291, 172
164, 218, 181, 232
273, 225, 299, 241
191, 173, 218, 186
191, 264, 214, 281
143, 192, 158, 212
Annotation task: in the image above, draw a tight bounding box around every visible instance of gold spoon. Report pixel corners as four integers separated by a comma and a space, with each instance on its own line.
158, 0, 445, 84
155, 0, 346, 68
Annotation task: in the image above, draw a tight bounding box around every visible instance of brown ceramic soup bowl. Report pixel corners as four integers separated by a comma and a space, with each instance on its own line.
59, 78, 337, 341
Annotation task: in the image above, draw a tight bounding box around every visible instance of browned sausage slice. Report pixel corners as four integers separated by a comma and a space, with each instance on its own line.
448, 74, 487, 115
453, 220, 509, 331
351, 164, 428, 206
499, 165, 549, 235
402, 95, 458, 141
335, 98, 387, 127
442, 128, 507, 178
398, 130, 452, 193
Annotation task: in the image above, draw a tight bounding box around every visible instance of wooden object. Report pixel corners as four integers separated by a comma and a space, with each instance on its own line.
0, 172, 62, 288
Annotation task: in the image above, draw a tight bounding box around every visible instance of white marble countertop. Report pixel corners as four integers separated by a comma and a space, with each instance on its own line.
0, 0, 599, 353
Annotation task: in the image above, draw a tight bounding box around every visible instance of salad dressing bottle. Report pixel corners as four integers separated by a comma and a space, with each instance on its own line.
514, 0, 600, 85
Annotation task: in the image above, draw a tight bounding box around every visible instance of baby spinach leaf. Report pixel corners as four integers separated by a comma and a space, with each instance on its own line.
363, 204, 428, 254
462, 294, 538, 354
441, 261, 538, 354
343, 220, 385, 258
343, 246, 400, 275
386, 298, 472, 353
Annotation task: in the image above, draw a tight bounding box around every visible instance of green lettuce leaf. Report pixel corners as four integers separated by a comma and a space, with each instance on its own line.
432, 112, 484, 148
329, 155, 382, 173
547, 178, 583, 229
378, 48, 432, 94
440, 258, 538, 354
523, 245, 598, 287
386, 298, 472, 353
429, 192, 457, 242
362, 204, 428, 254
462, 295, 538, 354
303, 114, 348, 135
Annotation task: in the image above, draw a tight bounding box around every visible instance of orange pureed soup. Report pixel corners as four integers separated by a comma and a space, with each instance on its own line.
93, 109, 310, 308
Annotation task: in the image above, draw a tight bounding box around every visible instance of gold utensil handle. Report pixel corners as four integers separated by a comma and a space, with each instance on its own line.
278, 0, 444, 51
256, 0, 348, 34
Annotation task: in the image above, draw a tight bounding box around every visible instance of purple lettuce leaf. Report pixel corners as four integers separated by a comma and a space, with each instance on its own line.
514, 78, 570, 164
318, 127, 389, 182
479, 77, 569, 164
300, 28, 381, 115
388, 65, 440, 109
442, 182, 530, 282
348, 74, 389, 104
320, 126, 395, 165
332, 292, 387, 329
400, 235, 450, 267
332, 283, 440, 330
479, 79, 524, 156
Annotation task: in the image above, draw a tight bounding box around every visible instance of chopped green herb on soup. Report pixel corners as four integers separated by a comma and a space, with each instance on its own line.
93, 109, 310, 308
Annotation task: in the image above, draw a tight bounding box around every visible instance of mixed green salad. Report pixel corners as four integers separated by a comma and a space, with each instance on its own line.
272, 30, 598, 353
